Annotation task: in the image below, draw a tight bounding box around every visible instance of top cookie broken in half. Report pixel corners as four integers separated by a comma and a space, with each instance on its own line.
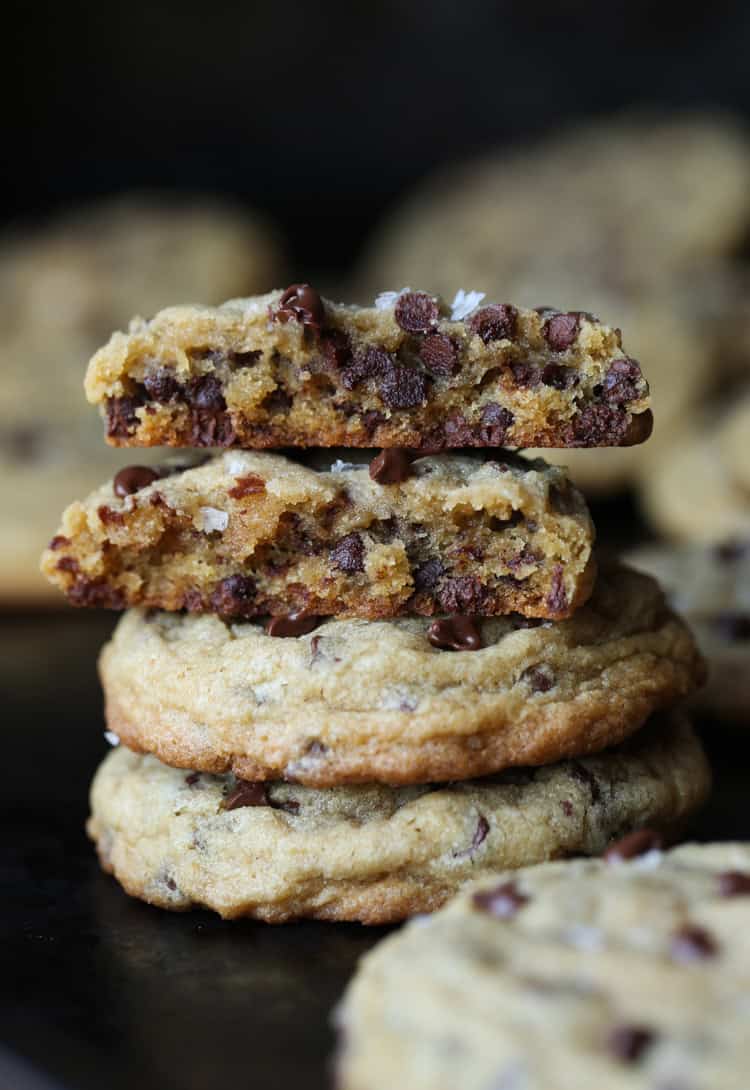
85, 286, 652, 450
40, 448, 595, 622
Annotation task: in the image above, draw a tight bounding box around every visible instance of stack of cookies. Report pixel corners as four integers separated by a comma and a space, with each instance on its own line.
42, 286, 709, 923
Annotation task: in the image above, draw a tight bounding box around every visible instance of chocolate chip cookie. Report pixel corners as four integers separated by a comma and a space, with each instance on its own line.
628, 540, 750, 724
88, 713, 709, 924
335, 839, 750, 1089
98, 565, 705, 786
85, 288, 652, 451
41, 449, 596, 621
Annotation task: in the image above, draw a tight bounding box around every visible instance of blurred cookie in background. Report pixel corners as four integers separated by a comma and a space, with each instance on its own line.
0, 193, 284, 604
357, 112, 750, 496
640, 392, 750, 544
627, 541, 750, 724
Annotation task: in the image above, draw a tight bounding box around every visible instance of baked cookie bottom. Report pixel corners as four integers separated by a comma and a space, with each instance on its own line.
335, 839, 748, 1090
88, 713, 709, 924
98, 566, 705, 786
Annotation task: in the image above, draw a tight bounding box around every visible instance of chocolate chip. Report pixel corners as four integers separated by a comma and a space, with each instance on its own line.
321, 329, 352, 372
143, 369, 180, 403
209, 575, 257, 618
567, 402, 628, 446
222, 781, 269, 810
394, 291, 439, 333
97, 504, 125, 526
228, 474, 266, 498
378, 364, 428, 409
273, 284, 325, 332
186, 374, 225, 411
113, 465, 160, 498
67, 577, 125, 609
546, 565, 568, 616
543, 312, 580, 351
606, 1024, 655, 1064
330, 533, 365, 573
438, 576, 489, 615
428, 616, 483, 651
602, 358, 643, 405
413, 557, 445, 592
454, 814, 490, 858
718, 870, 750, 896
711, 612, 750, 642
467, 304, 518, 343
185, 772, 200, 786
541, 364, 578, 390
522, 664, 555, 693
419, 333, 458, 375
479, 403, 514, 445
670, 925, 718, 962
604, 828, 663, 862
472, 881, 528, 918
56, 556, 80, 574
713, 540, 748, 564
340, 346, 391, 390
510, 360, 541, 387
265, 613, 321, 638
106, 394, 144, 439
48, 535, 71, 551
369, 448, 414, 484
569, 761, 601, 804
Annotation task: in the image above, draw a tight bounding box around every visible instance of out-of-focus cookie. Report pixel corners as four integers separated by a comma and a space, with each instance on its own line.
335, 840, 750, 1090
627, 540, 750, 724
0, 194, 283, 602
88, 713, 710, 924
98, 566, 705, 786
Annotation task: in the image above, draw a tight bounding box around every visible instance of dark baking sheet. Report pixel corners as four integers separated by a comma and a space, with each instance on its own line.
2, 567, 749, 1090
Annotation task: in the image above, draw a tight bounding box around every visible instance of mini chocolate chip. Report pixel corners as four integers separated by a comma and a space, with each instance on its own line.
48, 535, 71, 551
670, 925, 718, 962
185, 772, 200, 786
479, 403, 514, 445
711, 612, 750, 642
419, 332, 458, 375
718, 870, 750, 896
341, 346, 391, 390
273, 283, 325, 331
604, 829, 663, 862
187, 374, 225, 411
56, 556, 80, 574
97, 504, 125, 526
510, 360, 541, 387
143, 368, 180, 402
561, 800, 574, 817
472, 881, 528, 918
602, 357, 643, 405
369, 448, 414, 484
222, 781, 269, 810
228, 474, 266, 498
394, 291, 439, 333
454, 814, 490, 858
546, 565, 568, 616
106, 394, 144, 439
321, 329, 352, 372
330, 532, 365, 573
567, 402, 628, 446
543, 312, 580, 351
413, 557, 445, 592
541, 363, 578, 390
607, 1024, 655, 1064
265, 613, 321, 638
620, 408, 653, 446
378, 364, 428, 410
523, 664, 555, 693
428, 616, 483, 651
113, 465, 160, 498
438, 576, 489, 614
210, 574, 257, 618
467, 304, 518, 343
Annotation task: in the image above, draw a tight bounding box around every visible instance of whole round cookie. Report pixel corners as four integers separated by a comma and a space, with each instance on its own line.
0, 193, 283, 603
335, 840, 750, 1089
99, 566, 705, 786
628, 541, 750, 724
88, 713, 710, 924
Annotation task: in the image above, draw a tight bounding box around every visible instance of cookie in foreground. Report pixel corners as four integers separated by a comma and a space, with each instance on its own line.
334, 838, 750, 1090
85, 288, 652, 451
41, 448, 595, 621
88, 712, 709, 924
98, 565, 705, 786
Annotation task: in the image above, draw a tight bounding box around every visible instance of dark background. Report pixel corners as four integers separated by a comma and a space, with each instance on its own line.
4, 0, 750, 271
